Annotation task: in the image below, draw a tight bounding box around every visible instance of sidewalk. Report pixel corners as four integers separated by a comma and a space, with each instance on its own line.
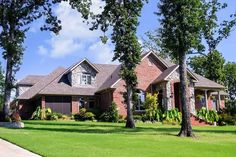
0, 139, 41, 157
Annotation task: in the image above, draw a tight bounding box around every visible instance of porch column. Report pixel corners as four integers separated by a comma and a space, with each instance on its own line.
217, 91, 221, 111
41, 95, 46, 109
204, 90, 208, 110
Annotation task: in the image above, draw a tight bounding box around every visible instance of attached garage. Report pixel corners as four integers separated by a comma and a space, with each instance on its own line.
45, 96, 72, 114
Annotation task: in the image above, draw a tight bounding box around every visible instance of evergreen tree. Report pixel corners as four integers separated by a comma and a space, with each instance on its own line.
91, 0, 146, 128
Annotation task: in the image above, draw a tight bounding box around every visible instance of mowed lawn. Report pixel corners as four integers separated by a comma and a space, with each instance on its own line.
0, 121, 236, 157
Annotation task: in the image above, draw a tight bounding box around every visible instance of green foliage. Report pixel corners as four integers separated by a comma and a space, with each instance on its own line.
197, 107, 219, 123
31, 106, 52, 120
218, 114, 236, 125
158, 0, 204, 136
218, 100, 236, 125
91, 0, 146, 128
99, 102, 119, 123
224, 62, 236, 99
0, 63, 4, 111
74, 108, 95, 121
133, 115, 142, 121
143, 93, 159, 121
162, 109, 182, 124
205, 50, 225, 83
189, 55, 207, 76
84, 112, 95, 121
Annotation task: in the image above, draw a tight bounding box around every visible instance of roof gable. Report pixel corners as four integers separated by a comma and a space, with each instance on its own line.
66, 59, 99, 74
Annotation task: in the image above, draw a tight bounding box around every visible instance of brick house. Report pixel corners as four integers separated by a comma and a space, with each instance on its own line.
16, 52, 228, 119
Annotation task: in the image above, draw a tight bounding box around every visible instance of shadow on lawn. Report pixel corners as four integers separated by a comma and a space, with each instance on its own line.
22, 121, 236, 135
23, 122, 178, 135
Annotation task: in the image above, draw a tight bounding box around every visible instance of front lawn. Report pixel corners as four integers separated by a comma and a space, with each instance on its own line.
0, 121, 236, 157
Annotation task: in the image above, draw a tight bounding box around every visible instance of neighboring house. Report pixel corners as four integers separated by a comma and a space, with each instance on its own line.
16, 52, 228, 119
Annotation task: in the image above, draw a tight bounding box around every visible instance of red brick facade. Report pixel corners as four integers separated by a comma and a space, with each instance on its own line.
71, 96, 79, 114
113, 54, 165, 116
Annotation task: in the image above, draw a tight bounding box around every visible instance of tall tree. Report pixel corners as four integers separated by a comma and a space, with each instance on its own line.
91, 0, 145, 128
189, 50, 225, 83
189, 0, 236, 82
0, 63, 5, 111
224, 62, 236, 100
0, 0, 91, 118
158, 0, 204, 137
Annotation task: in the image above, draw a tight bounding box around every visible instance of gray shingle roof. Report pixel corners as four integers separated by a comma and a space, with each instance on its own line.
17, 75, 45, 85
17, 51, 226, 100
39, 64, 120, 96
17, 67, 66, 99
194, 73, 225, 89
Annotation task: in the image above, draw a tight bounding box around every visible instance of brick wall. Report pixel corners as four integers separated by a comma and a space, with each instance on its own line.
71, 96, 79, 114
113, 55, 164, 117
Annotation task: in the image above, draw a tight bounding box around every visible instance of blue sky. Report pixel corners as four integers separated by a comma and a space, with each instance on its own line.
1, 0, 236, 80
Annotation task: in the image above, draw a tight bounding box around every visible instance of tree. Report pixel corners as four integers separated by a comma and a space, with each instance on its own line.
0, 0, 91, 119
189, 0, 236, 83
189, 50, 225, 83
91, 0, 146, 128
0, 63, 4, 111
158, 0, 204, 137
188, 55, 207, 76
224, 62, 236, 100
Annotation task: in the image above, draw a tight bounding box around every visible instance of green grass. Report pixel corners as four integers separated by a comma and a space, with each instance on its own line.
0, 121, 236, 157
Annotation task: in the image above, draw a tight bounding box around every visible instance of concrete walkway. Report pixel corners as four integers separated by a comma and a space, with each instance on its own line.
0, 139, 41, 157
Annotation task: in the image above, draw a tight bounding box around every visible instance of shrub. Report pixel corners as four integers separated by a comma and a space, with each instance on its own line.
31, 106, 53, 120
197, 107, 219, 123
54, 112, 63, 119
133, 115, 142, 121
87, 108, 102, 119
143, 93, 158, 121
84, 112, 95, 120
162, 109, 182, 124
74, 108, 96, 121
46, 113, 58, 120
99, 102, 119, 122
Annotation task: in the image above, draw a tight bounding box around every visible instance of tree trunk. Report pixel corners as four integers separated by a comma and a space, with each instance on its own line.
177, 51, 194, 137
3, 56, 13, 118
125, 85, 135, 128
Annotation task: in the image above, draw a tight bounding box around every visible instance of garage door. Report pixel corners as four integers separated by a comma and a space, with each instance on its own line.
45, 96, 71, 115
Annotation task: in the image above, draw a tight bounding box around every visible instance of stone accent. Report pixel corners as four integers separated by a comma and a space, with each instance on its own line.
166, 70, 179, 82
68, 61, 97, 88
0, 122, 24, 128
165, 81, 172, 110
189, 82, 196, 114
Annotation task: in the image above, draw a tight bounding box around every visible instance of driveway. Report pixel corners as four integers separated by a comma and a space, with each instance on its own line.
0, 139, 41, 157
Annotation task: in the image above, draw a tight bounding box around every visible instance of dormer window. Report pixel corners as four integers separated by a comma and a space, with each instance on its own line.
81, 73, 91, 85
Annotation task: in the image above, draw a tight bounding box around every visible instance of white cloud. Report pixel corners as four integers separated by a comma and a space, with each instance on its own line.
38, 45, 48, 56
37, 0, 114, 62
88, 41, 116, 64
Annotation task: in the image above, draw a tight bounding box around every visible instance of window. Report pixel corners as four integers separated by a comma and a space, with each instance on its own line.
79, 97, 85, 108
135, 90, 145, 111
81, 73, 92, 85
